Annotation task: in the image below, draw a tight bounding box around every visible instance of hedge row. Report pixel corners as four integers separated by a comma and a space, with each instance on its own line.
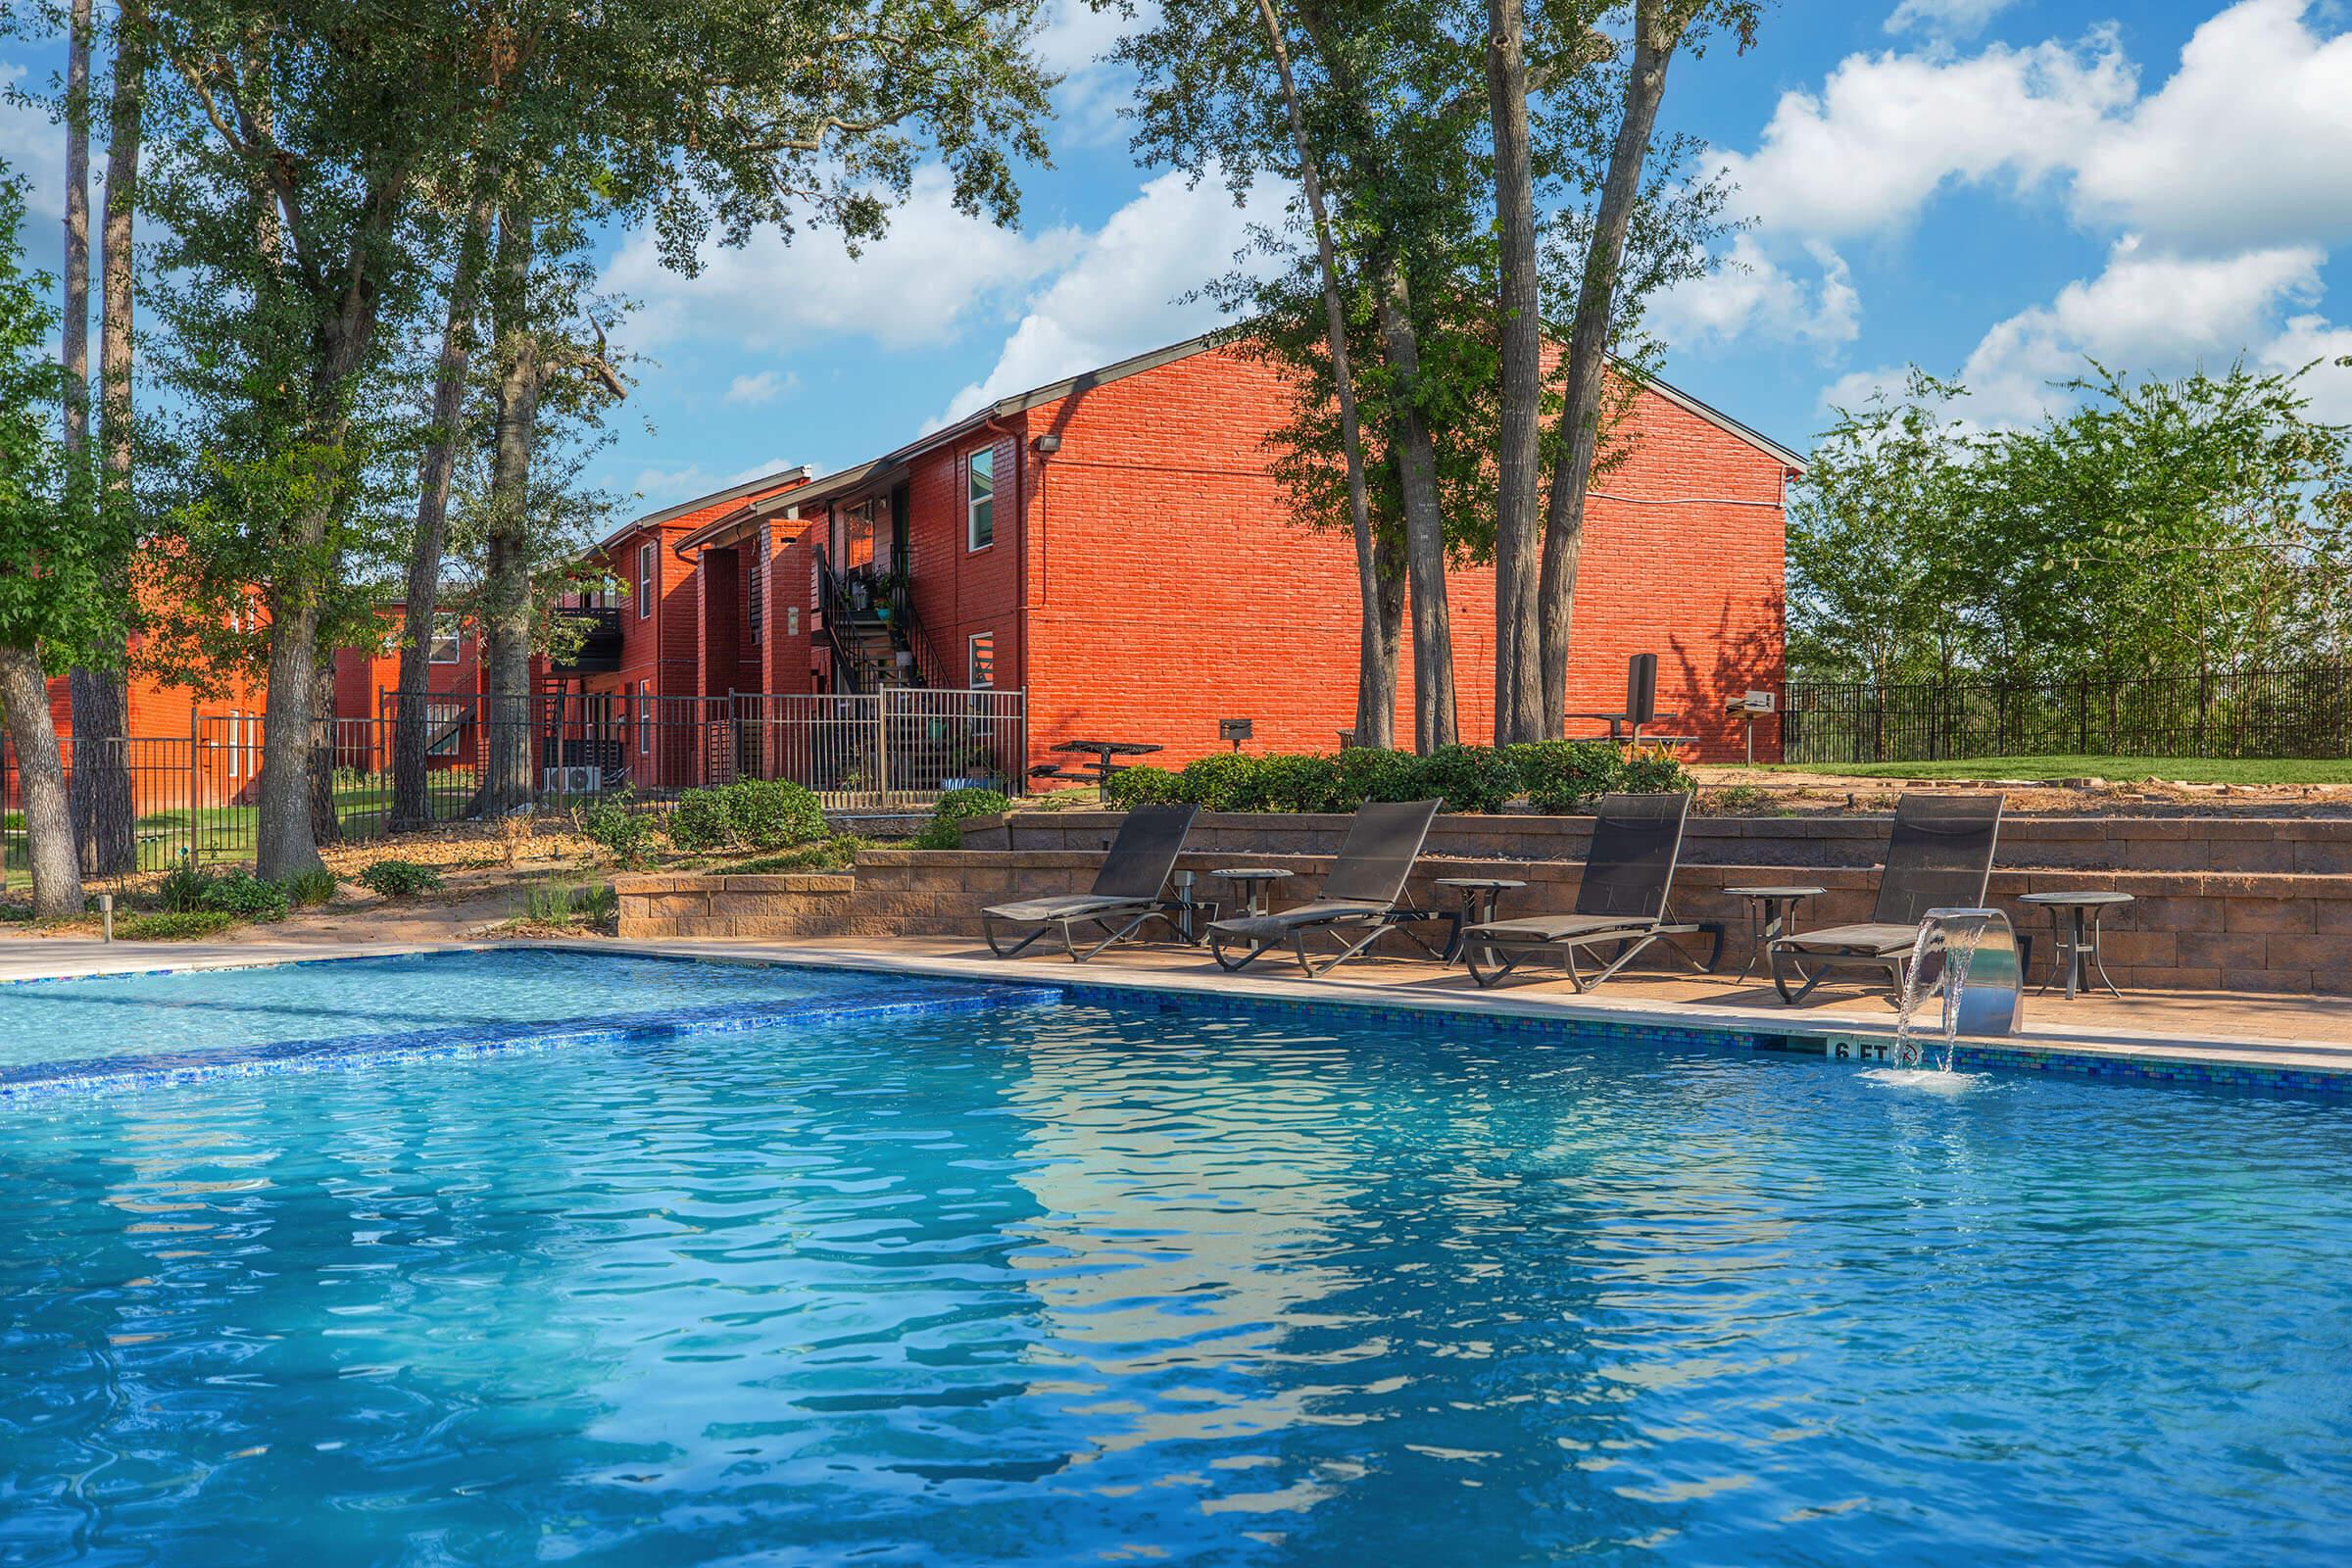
1101, 742, 1690, 815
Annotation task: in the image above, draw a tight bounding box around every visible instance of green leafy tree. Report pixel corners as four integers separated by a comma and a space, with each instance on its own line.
0, 173, 120, 917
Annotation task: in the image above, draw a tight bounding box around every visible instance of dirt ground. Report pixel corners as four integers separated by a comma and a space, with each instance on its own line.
1689, 765, 2352, 818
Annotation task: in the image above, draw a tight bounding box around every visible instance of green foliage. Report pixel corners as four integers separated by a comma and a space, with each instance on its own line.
1790, 360, 2352, 685
664, 778, 829, 853
156, 858, 214, 914
1096, 744, 1691, 815
912, 788, 1012, 850
282, 868, 339, 907
357, 859, 445, 898
119, 909, 241, 941
576, 793, 660, 868
722, 836, 873, 874
520, 878, 616, 926
197, 869, 290, 922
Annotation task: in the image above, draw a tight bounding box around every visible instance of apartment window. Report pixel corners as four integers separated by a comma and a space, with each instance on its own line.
968, 630, 996, 689
637, 541, 657, 618
786, 606, 801, 638
966, 446, 994, 551
636, 680, 653, 756
428, 612, 463, 664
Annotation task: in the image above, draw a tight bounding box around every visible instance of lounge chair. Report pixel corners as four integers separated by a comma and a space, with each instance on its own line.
1459, 792, 1721, 990
1205, 799, 1448, 977
1769, 791, 2003, 1004
980, 803, 1201, 961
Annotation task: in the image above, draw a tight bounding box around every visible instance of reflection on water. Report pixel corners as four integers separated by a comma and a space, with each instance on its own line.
3, 1001, 2351, 1565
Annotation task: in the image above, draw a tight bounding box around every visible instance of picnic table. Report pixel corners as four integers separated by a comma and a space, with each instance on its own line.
1035, 739, 1163, 786
1564, 711, 1696, 748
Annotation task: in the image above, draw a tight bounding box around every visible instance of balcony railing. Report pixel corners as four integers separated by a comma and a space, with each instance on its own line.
551, 606, 624, 674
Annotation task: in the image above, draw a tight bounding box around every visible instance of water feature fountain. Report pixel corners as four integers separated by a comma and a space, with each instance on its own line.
1891, 907, 2025, 1070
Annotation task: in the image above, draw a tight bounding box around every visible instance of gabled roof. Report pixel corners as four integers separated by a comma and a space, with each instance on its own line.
595, 464, 815, 553
750, 335, 1804, 508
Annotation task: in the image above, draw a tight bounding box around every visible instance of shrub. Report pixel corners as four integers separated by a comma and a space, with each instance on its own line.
1618, 745, 1694, 798
358, 859, 445, 898
156, 858, 212, 913
664, 787, 733, 853
198, 870, 289, 922
719, 777, 827, 851
576, 793, 660, 868
1332, 746, 1422, 808
664, 779, 828, 853
1507, 740, 1626, 813
282, 868, 338, 908
1102, 764, 1181, 808
1252, 753, 1346, 812
119, 909, 240, 941
1171, 752, 1266, 811
1407, 744, 1525, 813
912, 787, 1011, 850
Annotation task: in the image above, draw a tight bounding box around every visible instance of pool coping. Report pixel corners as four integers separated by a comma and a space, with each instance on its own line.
1, 937, 2348, 1099
584, 938, 2352, 1098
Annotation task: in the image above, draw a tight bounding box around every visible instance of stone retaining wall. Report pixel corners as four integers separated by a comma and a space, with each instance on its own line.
967, 808, 2352, 875
614, 811, 2352, 993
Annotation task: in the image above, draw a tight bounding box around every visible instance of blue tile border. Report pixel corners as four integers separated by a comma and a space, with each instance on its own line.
0, 980, 1064, 1102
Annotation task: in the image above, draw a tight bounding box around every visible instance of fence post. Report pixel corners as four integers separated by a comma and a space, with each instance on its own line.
877, 689, 892, 806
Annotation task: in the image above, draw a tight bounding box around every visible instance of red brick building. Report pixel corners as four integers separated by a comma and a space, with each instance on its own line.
650, 335, 1796, 771
26, 334, 1790, 809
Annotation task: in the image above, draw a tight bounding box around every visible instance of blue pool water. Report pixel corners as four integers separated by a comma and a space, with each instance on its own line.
3, 976, 2351, 1563
0, 950, 902, 1078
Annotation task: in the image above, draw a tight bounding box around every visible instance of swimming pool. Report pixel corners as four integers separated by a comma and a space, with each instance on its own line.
3, 957, 2349, 1562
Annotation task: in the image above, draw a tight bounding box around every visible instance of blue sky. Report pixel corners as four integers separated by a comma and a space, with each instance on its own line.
6, 0, 2352, 512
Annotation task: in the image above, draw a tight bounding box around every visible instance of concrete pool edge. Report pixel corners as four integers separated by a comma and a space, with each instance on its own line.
1, 936, 2348, 1100
584, 937, 2352, 1099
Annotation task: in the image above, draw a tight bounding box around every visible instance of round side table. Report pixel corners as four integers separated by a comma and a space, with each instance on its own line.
1208, 866, 1295, 919
1433, 877, 1527, 963
1724, 884, 1827, 983
2019, 891, 2134, 1000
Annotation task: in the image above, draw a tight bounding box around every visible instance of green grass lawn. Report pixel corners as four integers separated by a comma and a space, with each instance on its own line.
1766, 755, 2352, 784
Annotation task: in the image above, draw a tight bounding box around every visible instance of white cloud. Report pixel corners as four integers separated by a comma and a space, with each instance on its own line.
1646, 235, 1860, 350
1886, 0, 2018, 38
1958, 237, 2327, 421
928, 167, 1284, 427
1033, 0, 1152, 145
2070, 0, 2352, 247
2259, 314, 2352, 422
604, 165, 1084, 353
722, 369, 797, 406
1710, 32, 2134, 240
629, 458, 797, 505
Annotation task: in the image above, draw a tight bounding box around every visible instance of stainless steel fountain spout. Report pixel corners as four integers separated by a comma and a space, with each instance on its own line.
1893, 907, 2026, 1069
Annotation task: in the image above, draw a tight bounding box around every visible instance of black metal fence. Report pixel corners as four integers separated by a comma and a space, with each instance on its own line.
1781, 664, 2352, 764
2, 687, 1025, 885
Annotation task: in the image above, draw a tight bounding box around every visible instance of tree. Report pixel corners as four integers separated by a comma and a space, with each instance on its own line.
1533, 0, 1761, 737
0, 174, 109, 919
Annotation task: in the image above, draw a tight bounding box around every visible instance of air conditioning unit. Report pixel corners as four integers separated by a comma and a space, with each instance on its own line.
542, 764, 605, 794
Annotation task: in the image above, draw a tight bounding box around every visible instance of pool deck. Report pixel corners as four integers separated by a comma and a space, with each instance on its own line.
5, 932, 2351, 1094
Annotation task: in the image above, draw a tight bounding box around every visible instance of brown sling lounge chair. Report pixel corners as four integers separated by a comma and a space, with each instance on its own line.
980, 803, 1201, 961
1204, 799, 1448, 977
1459, 792, 1720, 990
1769, 791, 2004, 1004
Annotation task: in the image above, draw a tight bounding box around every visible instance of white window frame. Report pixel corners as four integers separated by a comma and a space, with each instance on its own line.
428, 612, 463, 664
637, 541, 657, 619
966, 445, 995, 553
636, 680, 653, 755
967, 630, 996, 689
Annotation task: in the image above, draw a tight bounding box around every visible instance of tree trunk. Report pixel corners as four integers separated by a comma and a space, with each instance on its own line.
255, 583, 327, 878
1252, 0, 1389, 750
1487, 0, 1545, 745
1538, 4, 1683, 736
309, 648, 340, 844
1373, 259, 1457, 752
74, 6, 144, 878
0, 648, 86, 920
481, 213, 543, 815
62, 0, 90, 460
1371, 525, 1407, 746
393, 194, 494, 830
